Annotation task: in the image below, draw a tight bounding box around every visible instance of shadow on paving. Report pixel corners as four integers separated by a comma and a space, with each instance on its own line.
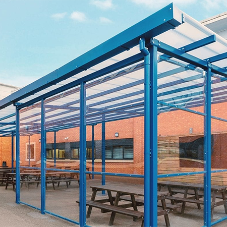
1, 178, 227, 227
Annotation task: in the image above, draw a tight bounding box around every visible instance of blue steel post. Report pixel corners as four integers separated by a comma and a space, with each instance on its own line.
41, 99, 46, 214
11, 131, 14, 170
204, 65, 212, 227
141, 38, 158, 227
92, 124, 95, 179
28, 135, 31, 167
79, 82, 86, 226
54, 131, 57, 167
15, 106, 20, 204
149, 40, 158, 227
102, 115, 105, 194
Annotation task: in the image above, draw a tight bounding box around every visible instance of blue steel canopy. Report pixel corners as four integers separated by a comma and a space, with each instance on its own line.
0, 3, 227, 136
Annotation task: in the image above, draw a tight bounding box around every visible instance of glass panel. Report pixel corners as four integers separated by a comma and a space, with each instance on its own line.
85, 48, 144, 226
211, 73, 227, 223
157, 61, 205, 226
19, 104, 41, 210
113, 147, 123, 159
124, 147, 133, 159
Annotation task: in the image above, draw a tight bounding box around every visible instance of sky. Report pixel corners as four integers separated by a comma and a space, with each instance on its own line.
0, 0, 227, 88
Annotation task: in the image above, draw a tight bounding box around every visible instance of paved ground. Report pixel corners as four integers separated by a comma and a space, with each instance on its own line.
1, 178, 227, 227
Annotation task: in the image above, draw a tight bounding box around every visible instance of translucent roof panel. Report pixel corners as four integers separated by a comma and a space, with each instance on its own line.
1, 4, 227, 135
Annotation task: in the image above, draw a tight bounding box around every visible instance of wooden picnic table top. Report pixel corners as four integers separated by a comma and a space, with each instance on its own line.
90, 184, 168, 198
158, 181, 227, 191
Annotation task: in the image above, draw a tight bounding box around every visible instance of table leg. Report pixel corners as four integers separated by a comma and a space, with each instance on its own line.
194, 188, 201, 209
161, 197, 170, 227
107, 190, 114, 205
221, 190, 227, 214
131, 194, 138, 221
109, 192, 121, 226
87, 188, 97, 218
181, 188, 188, 214
211, 191, 216, 219
168, 186, 174, 205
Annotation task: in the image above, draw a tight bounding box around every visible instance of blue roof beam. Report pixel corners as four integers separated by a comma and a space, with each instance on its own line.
151, 39, 227, 77
44, 105, 80, 111
159, 35, 216, 62
0, 121, 16, 126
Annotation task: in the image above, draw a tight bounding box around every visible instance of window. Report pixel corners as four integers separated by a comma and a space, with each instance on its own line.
71, 148, 79, 159
105, 145, 133, 160
46, 142, 65, 159
104, 139, 133, 160
26, 143, 35, 161
71, 147, 95, 159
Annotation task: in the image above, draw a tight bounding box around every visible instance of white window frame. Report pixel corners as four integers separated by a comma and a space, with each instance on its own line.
26, 142, 36, 161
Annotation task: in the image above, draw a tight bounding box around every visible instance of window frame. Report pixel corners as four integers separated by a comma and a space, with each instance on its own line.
26, 142, 36, 161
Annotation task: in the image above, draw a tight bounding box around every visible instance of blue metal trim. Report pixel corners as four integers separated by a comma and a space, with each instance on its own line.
15, 106, 20, 204
54, 131, 57, 167
211, 215, 227, 226
79, 82, 86, 226
85, 170, 207, 178
158, 171, 206, 178
20, 166, 41, 170
20, 201, 41, 211
0, 3, 182, 110
41, 99, 46, 214
158, 101, 205, 116
45, 210, 80, 225
92, 124, 95, 179
204, 65, 212, 227
102, 115, 106, 194
11, 132, 14, 169
45, 168, 80, 173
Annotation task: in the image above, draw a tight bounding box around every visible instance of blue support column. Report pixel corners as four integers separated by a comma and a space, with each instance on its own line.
92, 124, 95, 179
28, 135, 31, 167
11, 132, 14, 170
149, 41, 158, 227
41, 99, 46, 214
204, 65, 212, 227
79, 82, 86, 227
15, 107, 20, 204
141, 38, 158, 227
54, 131, 57, 167
102, 115, 105, 194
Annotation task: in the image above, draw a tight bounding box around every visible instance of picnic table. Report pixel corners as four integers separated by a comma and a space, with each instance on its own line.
85, 184, 178, 227
158, 181, 227, 217
5, 171, 79, 190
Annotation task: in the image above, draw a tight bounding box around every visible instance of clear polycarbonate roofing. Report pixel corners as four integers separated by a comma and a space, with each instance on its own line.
1, 4, 227, 136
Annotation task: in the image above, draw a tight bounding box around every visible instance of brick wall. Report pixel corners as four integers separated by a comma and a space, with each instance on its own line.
1, 102, 227, 179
